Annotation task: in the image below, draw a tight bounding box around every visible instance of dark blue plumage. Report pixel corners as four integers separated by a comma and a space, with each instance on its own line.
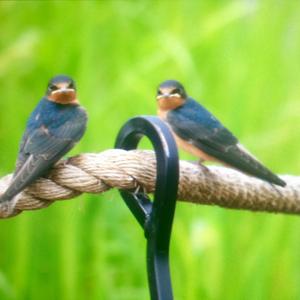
167, 98, 238, 148
0, 76, 87, 204
157, 80, 286, 187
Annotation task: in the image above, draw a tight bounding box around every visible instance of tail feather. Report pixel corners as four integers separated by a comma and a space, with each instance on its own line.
224, 146, 286, 187
0, 193, 12, 203
198, 142, 286, 187
0, 155, 53, 204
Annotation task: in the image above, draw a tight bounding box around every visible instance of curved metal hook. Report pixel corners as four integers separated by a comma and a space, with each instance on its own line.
115, 116, 179, 300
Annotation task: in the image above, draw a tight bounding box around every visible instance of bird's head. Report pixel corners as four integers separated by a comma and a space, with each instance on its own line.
46, 75, 78, 105
156, 80, 187, 111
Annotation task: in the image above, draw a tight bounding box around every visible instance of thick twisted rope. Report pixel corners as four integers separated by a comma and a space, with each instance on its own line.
0, 149, 298, 218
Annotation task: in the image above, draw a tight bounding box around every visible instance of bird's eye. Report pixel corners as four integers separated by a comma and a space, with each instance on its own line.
157, 89, 162, 95
49, 84, 58, 91
68, 82, 75, 89
172, 88, 181, 95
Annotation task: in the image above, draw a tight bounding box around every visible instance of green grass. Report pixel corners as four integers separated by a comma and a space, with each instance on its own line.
0, 1, 300, 299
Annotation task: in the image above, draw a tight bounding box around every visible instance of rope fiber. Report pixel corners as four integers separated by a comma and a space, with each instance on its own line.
0, 149, 299, 218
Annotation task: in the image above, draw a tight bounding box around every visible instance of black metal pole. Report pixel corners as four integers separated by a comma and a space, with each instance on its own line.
115, 116, 179, 300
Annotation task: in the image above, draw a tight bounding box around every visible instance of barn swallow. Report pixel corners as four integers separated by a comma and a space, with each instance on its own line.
0, 75, 88, 205
156, 80, 286, 187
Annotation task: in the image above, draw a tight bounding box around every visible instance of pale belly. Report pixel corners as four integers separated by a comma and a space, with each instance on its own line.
173, 133, 217, 162
158, 109, 217, 162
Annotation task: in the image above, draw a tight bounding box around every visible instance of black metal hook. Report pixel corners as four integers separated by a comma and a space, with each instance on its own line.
115, 116, 179, 300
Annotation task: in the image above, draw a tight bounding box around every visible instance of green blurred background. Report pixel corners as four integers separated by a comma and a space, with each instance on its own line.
0, 1, 300, 299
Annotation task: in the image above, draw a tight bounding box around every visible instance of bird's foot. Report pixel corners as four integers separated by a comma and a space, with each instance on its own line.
188, 159, 210, 172
198, 162, 210, 173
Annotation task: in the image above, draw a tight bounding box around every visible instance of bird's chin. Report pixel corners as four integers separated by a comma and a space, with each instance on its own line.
48, 91, 78, 104
157, 96, 185, 110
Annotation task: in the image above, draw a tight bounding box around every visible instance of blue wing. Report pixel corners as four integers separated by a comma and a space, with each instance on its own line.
167, 98, 238, 150
1, 104, 87, 202
167, 98, 286, 186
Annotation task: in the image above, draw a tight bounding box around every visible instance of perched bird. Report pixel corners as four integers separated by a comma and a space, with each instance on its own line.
156, 80, 286, 187
0, 75, 88, 205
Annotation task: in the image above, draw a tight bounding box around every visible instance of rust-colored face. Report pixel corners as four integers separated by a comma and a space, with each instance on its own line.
156, 81, 187, 111
157, 95, 185, 110
47, 78, 78, 104
156, 85, 186, 111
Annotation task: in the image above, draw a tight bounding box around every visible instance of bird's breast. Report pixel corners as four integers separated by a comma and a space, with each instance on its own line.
173, 132, 217, 162
157, 108, 169, 120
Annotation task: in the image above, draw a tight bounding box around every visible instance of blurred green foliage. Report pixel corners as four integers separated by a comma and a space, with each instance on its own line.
0, 1, 300, 299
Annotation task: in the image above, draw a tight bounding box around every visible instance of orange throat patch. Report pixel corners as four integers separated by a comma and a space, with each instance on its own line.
48, 90, 78, 105
157, 96, 185, 119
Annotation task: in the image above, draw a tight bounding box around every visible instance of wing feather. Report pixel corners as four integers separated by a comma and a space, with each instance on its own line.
167, 98, 286, 186
1, 108, 87, 202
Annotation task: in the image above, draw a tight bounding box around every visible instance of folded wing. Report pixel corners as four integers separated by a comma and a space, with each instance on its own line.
1, 110, 87, 202
167, 99, 286, 187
